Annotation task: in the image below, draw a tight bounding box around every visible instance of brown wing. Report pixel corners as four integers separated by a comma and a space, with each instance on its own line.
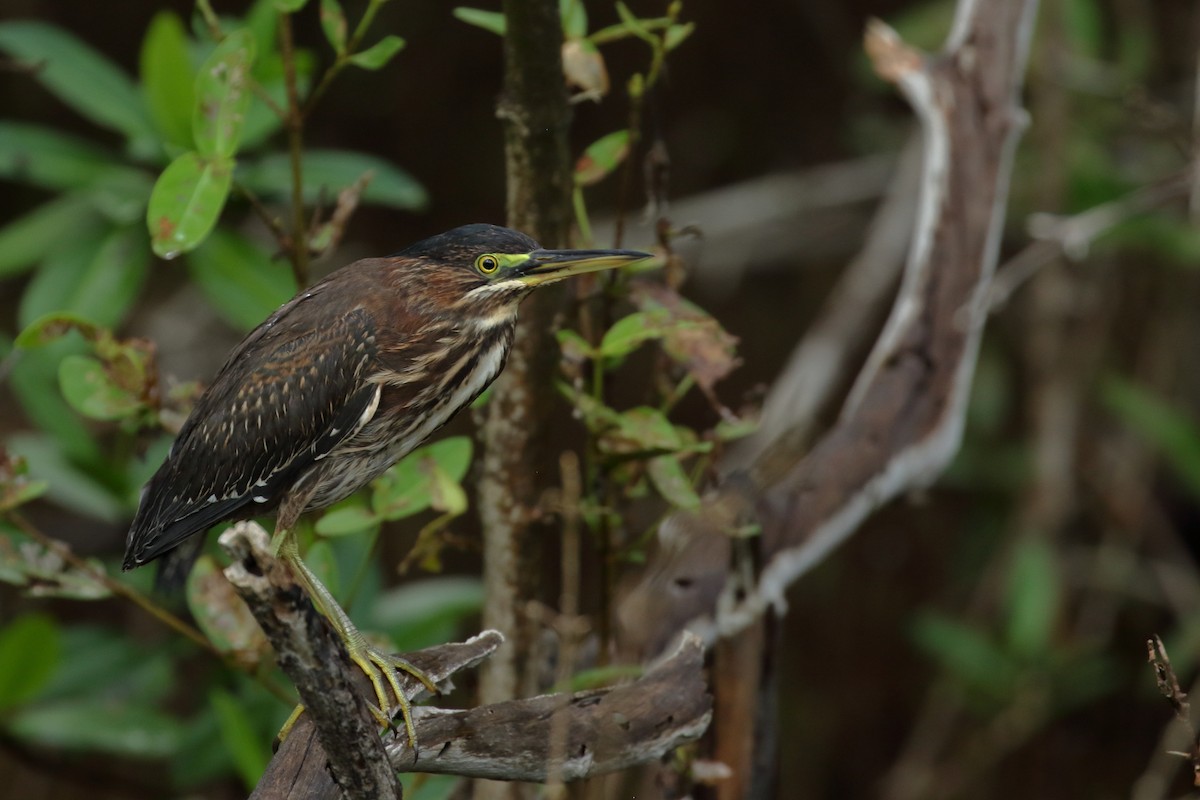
124, 262, 414, 568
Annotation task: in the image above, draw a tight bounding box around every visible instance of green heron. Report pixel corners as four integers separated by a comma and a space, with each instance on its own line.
124, 223, 650, 742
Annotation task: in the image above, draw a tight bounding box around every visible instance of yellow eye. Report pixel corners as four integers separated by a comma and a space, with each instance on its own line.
476, 255, 500, 274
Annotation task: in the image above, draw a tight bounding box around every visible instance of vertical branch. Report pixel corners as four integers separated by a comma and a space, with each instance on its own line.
279, 12, 310, 287
475, 3, 572, 798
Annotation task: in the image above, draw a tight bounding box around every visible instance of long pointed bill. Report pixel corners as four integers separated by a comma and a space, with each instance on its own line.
514, 248, 653, 287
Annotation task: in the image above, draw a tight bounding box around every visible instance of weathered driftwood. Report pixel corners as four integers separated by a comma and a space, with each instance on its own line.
221, 522, 711, 799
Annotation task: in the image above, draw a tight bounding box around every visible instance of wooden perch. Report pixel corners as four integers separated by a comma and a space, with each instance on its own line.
221, 521, 711, 799
386, 631, 711, 781
221, 521, 404, 800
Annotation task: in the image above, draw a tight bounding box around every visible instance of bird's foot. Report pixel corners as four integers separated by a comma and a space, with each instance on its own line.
349, 642, 440, 749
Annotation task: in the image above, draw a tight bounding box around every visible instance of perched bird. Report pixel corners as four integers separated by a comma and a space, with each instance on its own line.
124, 223, 650, 740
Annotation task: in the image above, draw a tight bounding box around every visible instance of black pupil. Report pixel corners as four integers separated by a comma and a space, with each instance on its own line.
484, 258, 496, 270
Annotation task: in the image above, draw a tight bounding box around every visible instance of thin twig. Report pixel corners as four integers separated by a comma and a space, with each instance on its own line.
7, 512, 293, 705
1147, 635, 1200, 786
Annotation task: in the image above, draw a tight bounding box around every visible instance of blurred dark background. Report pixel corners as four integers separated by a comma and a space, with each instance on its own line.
3, 0, 1200, 798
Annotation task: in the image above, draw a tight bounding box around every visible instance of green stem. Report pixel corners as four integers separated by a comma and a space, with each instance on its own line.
302, 0, 387, 119
279, 13, 310, 287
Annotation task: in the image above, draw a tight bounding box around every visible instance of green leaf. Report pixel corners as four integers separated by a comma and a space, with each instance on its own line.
1004, 538, 1059, 659
186, 228, 296, 330
320, 0, 348, 53
7, 701, 183, 757
187, 555, 268, 656
0, 122, 116, 191
453, 8, 506, 36
348, 35, 406, 70
0, 615, 61, 712
0, 21, 154, 140
664, 22, 695, 51
910, 612, 1018, 700
1065, 0, 1103, 59
598, 310, 667, 358
193, 29, 257, 158
211, 688, 270, 789
555, 328, 595, 361
372, 437, 473, 520
240, 52, 310, 150
6, 431, 123, 523
315, 506, 381, 537
599, 407, 683, 455
140, 10, 195, 148
87, 168, 155, 225
58, 354, 143, 421
274, 0, 309, 10
1102, 376, 1200, 497
240, 149, 427, 210
0, 194, 100, 280
560, 0, 588, 39
147, 151, 234, 258
370, 577, 484, 652
575, 130, 630, 187
646, 455, 700, 509
18, 225, 150, 329
14, 312, 101, 349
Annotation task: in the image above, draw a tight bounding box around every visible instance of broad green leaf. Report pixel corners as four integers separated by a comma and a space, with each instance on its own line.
140, 10, 195, 148
453, 8, 506, 36
0, 22, 154, 140
6, 429, 125, 523
598, 310, 667, 358
87, 167, 155, 225
320, 0, 348, 53
370, 577, 484, 652
0, 194, 100, 279
426, 463, 468, 515
646, 455, 700, 509
245, 0, 281, 61
424, 437, 473, 482
1102, 376, 1200, 497
575, 130, 630, 187
372, 437, 473, 519
38, 626, 152, 701
240, 149, 427, 210
0, 122, 116, 191
193, 29, 257, 158
7, 701, 183, 757
910, 612, 1018, 701
14, 312, 101, 349
315, 506, 381, 537
1004, 538, 1060, 658
188, 553, 268, 655
274, 0, 309, 10
18, 226, 149, 329
7, 348, 107, 469
186, 228, 296, 330
58, 354, 143, 421
211, 688, 270, 789
147, 151, 234, 258
348, 35, 406, 70
599, 406, 683, 455
560, 0, 588, 39
0, 615, 61, 712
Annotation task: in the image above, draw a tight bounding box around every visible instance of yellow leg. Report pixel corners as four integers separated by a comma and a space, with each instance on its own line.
272, 530, 438, 748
